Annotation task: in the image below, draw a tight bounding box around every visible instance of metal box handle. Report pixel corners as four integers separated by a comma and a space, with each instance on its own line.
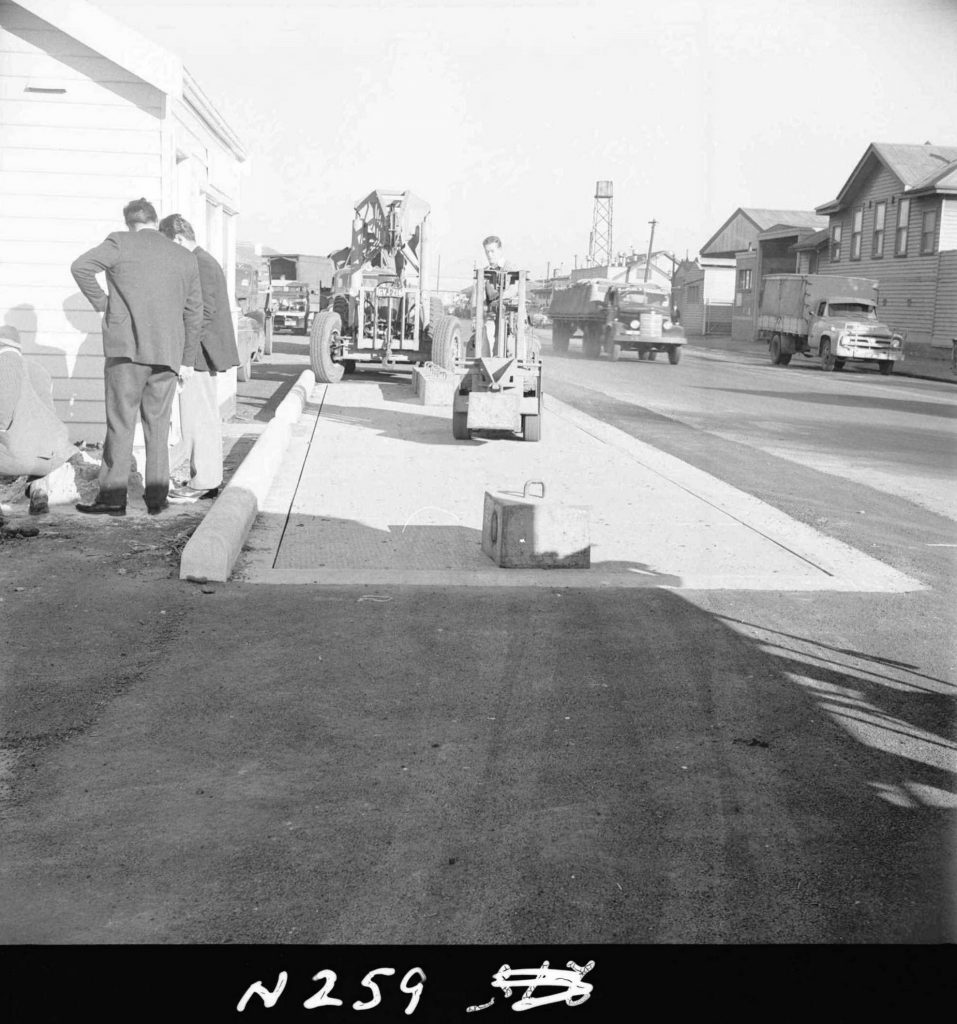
523, 480, 546, 499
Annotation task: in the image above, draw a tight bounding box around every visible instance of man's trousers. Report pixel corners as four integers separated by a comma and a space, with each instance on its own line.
97, 357, 177, 509
169, 369, 223, 491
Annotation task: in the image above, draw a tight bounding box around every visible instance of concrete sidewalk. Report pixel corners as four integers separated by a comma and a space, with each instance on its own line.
691, 332, 956, 383
237, 376, 921, 593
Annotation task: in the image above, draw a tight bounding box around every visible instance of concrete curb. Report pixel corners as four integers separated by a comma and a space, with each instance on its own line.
180, 369, 317, 582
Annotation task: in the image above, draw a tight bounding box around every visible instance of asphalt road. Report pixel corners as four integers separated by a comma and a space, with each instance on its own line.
1, 334, 954, 958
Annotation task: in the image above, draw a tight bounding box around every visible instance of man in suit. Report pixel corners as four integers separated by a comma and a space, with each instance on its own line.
71, 198, 202, 515
158, 214, 240, 502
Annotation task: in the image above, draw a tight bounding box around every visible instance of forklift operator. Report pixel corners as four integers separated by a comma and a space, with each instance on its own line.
482, 235, 520, 349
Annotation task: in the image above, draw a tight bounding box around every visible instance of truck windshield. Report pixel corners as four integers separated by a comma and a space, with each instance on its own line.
829, 302, 877, 318
619, 290, 668, 307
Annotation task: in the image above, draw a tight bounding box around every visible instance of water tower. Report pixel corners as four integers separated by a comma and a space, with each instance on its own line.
589, 180, 613, 267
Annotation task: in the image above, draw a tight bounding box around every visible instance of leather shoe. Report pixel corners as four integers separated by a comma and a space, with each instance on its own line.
76, 501, 126, 516
146, 501, 169, 515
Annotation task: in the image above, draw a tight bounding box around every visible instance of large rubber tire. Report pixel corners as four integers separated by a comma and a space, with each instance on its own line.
879, 360, 894, 375
429, 293, 446, 329
609, 342, 622, 362
432, 316, 462, 370
770, 333, 783, 365
583, 325, 602, 359
522, 413, 541, 442
668, 345, 681, 365
552, 322, 570, 356
834, 359, 846, 371
310, 311, 345, 383
647, 348, 658, 361
638, 346, 649, 361
262, 317, 274, 356
452, 410, 471, 440
821, 339, 837, 372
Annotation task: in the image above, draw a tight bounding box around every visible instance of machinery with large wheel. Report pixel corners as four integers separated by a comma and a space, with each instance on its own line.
309, 189, 447, 383
451, 266, 542, 442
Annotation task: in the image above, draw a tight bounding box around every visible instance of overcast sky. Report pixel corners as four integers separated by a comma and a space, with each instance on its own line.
97, 0, 957, 285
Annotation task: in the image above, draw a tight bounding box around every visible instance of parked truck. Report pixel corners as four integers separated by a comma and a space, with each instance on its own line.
267, 254, 335, 335
757, 274, 904, 374
548, 278, 685, 363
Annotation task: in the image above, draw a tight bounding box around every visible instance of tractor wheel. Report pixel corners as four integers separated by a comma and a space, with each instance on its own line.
522, 413, 541, 442
668, 345, 681, 365
879, 360, 894, 375
452, 410, 471, 440
432, 316, 462, 370
821, 339, 837, 372
429, 293, 446, 329
609, 342, 622, 362
310, 311, 345, 383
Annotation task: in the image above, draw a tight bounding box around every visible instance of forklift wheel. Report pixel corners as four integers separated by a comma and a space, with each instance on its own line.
452, 410, 471, 440
522, 414, 541, 442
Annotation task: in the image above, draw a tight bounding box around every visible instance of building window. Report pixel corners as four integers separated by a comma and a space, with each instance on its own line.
872, 201, 886, 258
921, 208, 937, 254
830, 223, 842, 261
687, 284, 701, 304
850, 207, 863, 260
895, 198, 910, 256
737, 268, 752, 290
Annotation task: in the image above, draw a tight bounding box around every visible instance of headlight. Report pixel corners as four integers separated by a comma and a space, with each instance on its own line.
629, 319, 639, 329
891, 337, 901, 349
663, 319, 672, 330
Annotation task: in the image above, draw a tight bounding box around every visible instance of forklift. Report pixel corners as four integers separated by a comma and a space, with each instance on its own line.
451, 266, 542, 442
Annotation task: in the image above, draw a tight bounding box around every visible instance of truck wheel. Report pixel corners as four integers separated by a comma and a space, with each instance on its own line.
583, 325, 601, 359
770, 333, 783, 365
638, 346, 649, 360
879, 361, 893, 375
263, 318, 274, 356
821, 340, 837, 372
522, 413, 541, 442
432, 316, 462, 370
647, 348, 658, 361
452, 410, 471, 440
310, 311, 345, 383
429, 293, 446, 329
668, 345, 681, 365
609, 342, 622, 362
834, 359, 846, 371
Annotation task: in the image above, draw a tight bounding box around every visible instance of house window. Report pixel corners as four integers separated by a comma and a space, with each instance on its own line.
830, 223, 842, 261
921, 208, 937, 254
895, 199, 910, 255
872, 201, 886, 258
850, 207, 863, 260
737, 269, 752, 290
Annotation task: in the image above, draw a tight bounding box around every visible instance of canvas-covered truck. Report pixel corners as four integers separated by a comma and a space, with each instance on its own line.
758, 274, 904, 374
548, 278, 685, 363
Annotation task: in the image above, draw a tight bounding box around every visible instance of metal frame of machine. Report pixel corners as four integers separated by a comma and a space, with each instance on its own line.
450, 267, 543, 442
309, 189, 445, 382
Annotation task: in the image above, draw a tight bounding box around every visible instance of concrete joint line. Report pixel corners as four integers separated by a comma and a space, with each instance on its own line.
180, 370, 317, 582
543, 395, 924, 593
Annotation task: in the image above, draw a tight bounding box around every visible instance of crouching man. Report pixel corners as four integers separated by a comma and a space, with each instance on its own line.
158, 214, 240, 503
0, 327, 80, 514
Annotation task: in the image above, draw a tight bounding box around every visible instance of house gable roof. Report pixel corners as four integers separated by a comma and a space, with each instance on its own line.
816, 142, 957, 213
700, 207, 826, 257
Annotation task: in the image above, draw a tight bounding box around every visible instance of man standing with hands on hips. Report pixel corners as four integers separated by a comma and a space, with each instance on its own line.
159, 214, 240, 503
71, 198, 202, 515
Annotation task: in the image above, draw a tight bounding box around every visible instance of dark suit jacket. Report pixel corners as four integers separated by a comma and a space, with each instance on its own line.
193, 246, 240, 373
71, 228, 202, 371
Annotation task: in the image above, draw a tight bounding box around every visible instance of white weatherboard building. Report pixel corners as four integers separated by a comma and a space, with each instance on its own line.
0, 0, 247, 442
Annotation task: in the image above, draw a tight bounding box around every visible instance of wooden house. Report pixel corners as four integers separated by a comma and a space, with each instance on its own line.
815, 142, 957, 348
0, 0, 246, 442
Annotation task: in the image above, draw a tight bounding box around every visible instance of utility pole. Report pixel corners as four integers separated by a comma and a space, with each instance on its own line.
546, 261, 550, 281
644, 219, 657, 282
574, 254, 578, 270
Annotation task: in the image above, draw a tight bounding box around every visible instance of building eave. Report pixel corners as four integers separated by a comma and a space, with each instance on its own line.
182, 68, 247, 162
13, 0, 182, 97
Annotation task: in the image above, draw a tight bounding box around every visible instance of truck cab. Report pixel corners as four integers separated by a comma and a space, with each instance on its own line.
808, 295, 903, 374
